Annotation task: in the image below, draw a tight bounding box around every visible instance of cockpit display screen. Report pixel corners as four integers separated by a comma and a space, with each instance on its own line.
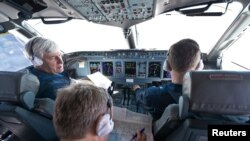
163, 70, 171, 79
115, 61, 123, 77
102, 62, 113, 76
137, 61, 146, 78
148, 62, 161, 78
125, 62, 136, 77
89, 62, 101, 74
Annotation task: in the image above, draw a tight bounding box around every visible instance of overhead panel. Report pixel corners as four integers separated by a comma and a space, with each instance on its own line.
63, 0, 155, 27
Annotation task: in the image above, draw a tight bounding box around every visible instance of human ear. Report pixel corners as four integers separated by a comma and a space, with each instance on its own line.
166, 60, 172, 71
195, 60, 204, 70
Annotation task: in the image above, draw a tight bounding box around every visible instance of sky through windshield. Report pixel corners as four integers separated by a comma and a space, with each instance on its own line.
26, 2, 242, 54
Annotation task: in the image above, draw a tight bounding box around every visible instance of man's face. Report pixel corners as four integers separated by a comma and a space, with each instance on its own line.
39, 50, 64, 74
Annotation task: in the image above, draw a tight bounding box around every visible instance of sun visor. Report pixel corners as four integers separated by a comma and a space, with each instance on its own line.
0, 12, 9, 23
0, 21, 15, 33
0, 3, 20, 22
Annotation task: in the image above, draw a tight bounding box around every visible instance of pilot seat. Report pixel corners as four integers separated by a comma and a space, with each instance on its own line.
0, 71, 58, 141
153, 70, 250, 141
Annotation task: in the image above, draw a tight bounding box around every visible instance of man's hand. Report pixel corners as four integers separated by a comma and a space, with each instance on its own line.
136, 130, 146, 141
132, 85, 141, 91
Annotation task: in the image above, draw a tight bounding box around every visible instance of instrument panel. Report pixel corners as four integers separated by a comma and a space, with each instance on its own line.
65, 50, 171, 85
64, 49, 207, 111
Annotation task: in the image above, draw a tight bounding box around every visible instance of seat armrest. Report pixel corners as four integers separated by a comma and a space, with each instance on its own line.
34, 98, 54, 119
153, 104, 181, 141
19, 91, 35, 110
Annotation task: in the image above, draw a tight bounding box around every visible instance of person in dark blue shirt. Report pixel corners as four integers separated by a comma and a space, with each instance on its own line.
25, 36, 71, 100
133, 38, 204, 121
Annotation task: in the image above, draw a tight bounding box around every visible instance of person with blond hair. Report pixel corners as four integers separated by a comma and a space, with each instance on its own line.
53, 81, 146, 141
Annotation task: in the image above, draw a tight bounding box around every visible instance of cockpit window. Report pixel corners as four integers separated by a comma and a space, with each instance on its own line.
0, 33, 32, 71
222, 25, 250, 70
25, 2, 242, 54
136, 2, 242, 52
26, 19, 129, 53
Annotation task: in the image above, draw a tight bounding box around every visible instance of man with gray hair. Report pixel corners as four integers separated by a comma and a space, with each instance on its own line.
25, 36, 70, 100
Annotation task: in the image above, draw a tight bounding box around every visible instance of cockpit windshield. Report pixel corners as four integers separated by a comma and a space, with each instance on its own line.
25, 2, 242, 53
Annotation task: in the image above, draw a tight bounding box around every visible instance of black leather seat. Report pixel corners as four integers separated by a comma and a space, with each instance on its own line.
0, 71, 58, 141
154, 70, 250, 141
153, 103, 180, 141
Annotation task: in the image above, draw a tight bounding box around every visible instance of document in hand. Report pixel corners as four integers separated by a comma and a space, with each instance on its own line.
108, 106, 153, 141
87, 71, 112, 90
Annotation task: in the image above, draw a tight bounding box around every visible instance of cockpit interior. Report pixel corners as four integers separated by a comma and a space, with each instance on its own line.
0, 0, 250, 141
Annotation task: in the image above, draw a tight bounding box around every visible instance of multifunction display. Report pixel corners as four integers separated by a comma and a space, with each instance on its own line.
125, 62, 136, 77
102, 62, 113, 76
89, 62, 101, 74
148, 62, 161, 78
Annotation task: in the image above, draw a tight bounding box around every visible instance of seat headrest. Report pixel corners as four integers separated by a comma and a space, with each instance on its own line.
183, 70, 250, 115
0, 71, 40, 103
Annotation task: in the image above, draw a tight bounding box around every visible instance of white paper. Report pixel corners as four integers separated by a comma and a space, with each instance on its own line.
87, 72, 112, 89
108, 106, 153, 141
